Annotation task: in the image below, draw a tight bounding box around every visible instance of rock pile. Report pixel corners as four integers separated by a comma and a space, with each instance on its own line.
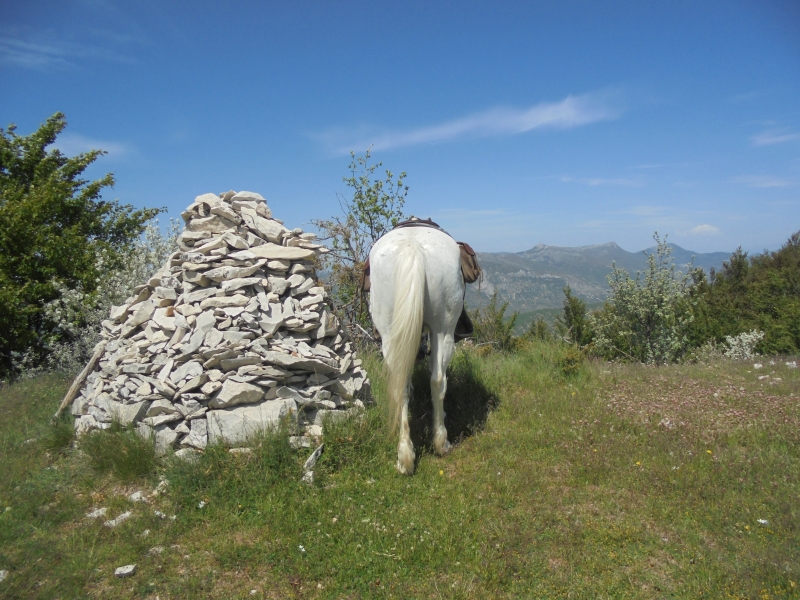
71, 191, 369, 455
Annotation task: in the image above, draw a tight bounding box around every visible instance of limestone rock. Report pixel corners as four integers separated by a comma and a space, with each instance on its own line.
207, 399, 296, 446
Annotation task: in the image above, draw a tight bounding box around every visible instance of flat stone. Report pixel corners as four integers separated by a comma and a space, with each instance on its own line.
200, 294, 249, 309
204, 265, 260, 282
220, 277, 262, 293
247, 243, 316, 261
114, 564, 137, 578
207, 399, 296, 446
303, 443, 324, 471
122, 363, 153, 375
292, 278, 316, 296
109, 400, 150, 425
257, 350, 339, 375
181, 418, 208, 450
182, 288, 219, 304
104, 511, 132, 527
195, 310, 217, 333
186, 214, 237, 233
154, 426, 179, 456
209, 380, 265, 409
231, 191, 266, 203
170, 360, 203, 385
222, 231, 249, 249
267, 276, 289, 295
220, 356, 262, 372
179, 329, 206, 355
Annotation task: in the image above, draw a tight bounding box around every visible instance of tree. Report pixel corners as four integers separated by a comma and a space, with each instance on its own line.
0, 113, 162, 374
590, 233, 695, 364
689, 231, 800, 354
555, 285, 593, 346
312, 149, 408, 337
469, 291, 518, 351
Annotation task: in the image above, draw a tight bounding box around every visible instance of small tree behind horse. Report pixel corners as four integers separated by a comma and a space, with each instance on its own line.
369, 225, 464, 475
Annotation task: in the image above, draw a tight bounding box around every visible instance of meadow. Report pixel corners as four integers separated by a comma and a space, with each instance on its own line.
0, 341, 798, 599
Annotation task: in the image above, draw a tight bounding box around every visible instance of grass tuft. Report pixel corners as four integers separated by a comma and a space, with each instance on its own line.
39, 414, 74, 455
79, 423, 156, 481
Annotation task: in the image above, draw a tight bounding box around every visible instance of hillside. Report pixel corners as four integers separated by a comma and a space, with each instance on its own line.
466, 242, 730, 313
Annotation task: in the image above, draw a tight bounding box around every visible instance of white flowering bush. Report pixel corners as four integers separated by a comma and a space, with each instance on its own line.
16, 221, 181, 376
723, 329, 765, 360
591, 233, 696, 364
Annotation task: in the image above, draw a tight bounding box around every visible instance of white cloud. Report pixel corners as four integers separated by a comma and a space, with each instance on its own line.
561, 176, 644, 187
320, 91, 622, 155
52, 133, 129, 158
685, 224, 720, 236
751, 130, 800, 146
0, 29, 137, 70
732, 175, 794, 188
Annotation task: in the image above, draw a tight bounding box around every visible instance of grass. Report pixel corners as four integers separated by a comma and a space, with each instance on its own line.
0, 344, 798, 598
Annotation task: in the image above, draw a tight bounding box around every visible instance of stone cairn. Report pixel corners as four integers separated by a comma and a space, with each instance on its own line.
69, 191, 369, 456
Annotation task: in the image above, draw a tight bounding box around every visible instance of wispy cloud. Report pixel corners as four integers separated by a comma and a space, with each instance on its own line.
732, 175, 795, 188
52, 133, 129, 158
751, 129, 800, 146
319, 91, 623, 155
684, 224, 720, 236
561, 176, 644, 187
0, 28, 138, 70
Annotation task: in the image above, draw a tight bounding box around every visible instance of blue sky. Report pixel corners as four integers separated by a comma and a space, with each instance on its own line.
2, 0, 799, 254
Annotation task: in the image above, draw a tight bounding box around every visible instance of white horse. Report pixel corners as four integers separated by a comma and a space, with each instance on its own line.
368, 226, 464, 475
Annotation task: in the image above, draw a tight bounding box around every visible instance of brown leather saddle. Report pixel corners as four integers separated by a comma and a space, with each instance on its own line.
361, 217, 480, 341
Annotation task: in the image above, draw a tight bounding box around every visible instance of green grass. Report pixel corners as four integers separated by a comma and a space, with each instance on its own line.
0, 346, 798, 598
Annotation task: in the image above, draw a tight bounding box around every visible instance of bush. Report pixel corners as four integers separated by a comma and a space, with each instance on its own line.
591, 233, 695, 364
555, 286, 593, 346
27, 221, 180, 376
469, 291, 518, 351
723, 329, 765, 360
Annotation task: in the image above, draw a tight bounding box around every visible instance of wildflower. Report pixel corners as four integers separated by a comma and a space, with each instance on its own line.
707, 450, 712, 455
299, 545, 306, 552
439, 470, 444, 475
636, 461, 641, 466
757, 519, 769, 525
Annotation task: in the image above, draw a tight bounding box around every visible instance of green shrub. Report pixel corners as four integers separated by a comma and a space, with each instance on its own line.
591, 233, 695, 364
469, 291, 519, 351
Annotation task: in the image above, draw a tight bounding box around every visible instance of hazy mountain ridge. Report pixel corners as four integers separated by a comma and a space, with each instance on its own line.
465, 242, 731, 313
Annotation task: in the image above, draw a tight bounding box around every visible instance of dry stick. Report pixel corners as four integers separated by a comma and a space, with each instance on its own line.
355, 323, 379, 345
53, 340, 108, 420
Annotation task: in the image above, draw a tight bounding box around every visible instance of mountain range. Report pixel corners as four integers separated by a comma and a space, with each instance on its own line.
465, 242, 731, 314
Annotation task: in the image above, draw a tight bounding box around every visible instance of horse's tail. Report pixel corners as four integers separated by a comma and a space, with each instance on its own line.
385, 241, 425, 434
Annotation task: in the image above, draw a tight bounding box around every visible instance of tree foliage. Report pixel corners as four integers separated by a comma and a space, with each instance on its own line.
591, 234, 695, 364
313, 149, 408, 336
0, 113, 162, 374
689, 231, 800, 354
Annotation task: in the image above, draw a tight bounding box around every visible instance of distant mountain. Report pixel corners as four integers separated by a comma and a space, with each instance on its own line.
465, 242, 731, 313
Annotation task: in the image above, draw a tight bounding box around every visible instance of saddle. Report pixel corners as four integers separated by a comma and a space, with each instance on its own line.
360, 217, 481, 340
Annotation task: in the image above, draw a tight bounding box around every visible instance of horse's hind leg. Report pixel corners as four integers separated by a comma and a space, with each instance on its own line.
397, 380, 415, 475
430, 332, 456, 455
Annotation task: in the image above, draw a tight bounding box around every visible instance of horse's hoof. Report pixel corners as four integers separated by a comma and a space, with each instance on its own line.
435, 439, 452, 456
396, 460, 415, 475
397, 441, 415, 475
